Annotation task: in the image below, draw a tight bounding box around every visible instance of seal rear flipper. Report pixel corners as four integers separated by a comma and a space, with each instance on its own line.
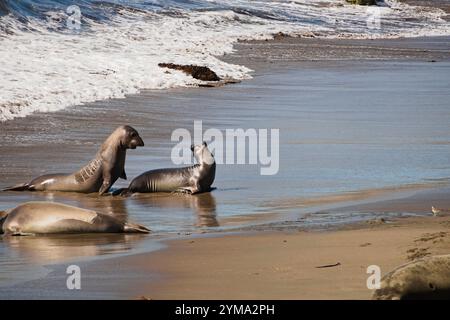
1, 183, 34, 192
123, 222, 150, 234
3, 230, 36, 237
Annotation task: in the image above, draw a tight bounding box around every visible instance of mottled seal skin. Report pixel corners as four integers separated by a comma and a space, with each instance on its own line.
2, 125, 144, 195
120, 142, 215, 196
373, 255, 450, 300
0, 202, 150, 236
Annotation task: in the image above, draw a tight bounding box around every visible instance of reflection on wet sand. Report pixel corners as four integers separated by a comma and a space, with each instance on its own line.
130, 192, 219, 227
0, 191, 218, 266
2, 233, 147, 264
40, 191, 129, 222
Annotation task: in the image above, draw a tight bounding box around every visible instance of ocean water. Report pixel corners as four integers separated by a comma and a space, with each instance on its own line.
1, 0, 450, 121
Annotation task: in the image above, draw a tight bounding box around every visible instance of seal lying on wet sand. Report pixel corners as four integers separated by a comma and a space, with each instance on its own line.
372, 255, 450, 300
0, 201, 150, 236
118, 142, 215, 196
1, 126, 144, 195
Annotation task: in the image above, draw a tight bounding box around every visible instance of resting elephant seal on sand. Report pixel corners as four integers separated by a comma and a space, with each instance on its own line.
118, 142, 215, 196
0, 202, 150, 236
2, 126, 144, 195
372, 255, 450, 300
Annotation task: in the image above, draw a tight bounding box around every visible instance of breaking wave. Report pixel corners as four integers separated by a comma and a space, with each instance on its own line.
0, 0, 449, 121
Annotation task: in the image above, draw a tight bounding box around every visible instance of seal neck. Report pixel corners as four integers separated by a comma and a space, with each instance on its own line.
101, 136, 127, 154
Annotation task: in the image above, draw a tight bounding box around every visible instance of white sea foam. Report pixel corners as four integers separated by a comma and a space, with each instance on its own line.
0, 0, 449, 121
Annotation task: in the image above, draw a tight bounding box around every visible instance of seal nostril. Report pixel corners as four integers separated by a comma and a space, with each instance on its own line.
429, 282, 436, 290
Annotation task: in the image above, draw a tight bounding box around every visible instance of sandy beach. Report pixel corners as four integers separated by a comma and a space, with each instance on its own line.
136, 187, 450, 300
1, 186, 449, 300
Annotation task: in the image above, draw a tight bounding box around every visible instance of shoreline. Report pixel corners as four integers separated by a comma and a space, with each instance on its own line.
1, 184, 448, 299
222, 36, 450, 71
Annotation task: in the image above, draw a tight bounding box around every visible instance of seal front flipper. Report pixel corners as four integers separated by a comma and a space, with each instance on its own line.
98, 166, 113, 195
174, 186, 199, 194
124, 222, 151, 233
99, 179, 112, 196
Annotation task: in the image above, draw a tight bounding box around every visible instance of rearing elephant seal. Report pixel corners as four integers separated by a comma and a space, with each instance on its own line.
119, 142, 215, 196
372, 255, 450, 300
0, 201, 150, 235
2, 126, 144, 195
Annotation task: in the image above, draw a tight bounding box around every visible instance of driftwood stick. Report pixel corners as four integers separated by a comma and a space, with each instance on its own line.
315, 262, 341, 269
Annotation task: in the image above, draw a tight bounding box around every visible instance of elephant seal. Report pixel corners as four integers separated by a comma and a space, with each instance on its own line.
0, 201, 150, 236
2, 125, 144, 195
118, 142, 215, 196
372, 255, 450, 300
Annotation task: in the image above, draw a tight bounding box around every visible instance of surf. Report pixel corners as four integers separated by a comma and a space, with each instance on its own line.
0, 0, 449, 121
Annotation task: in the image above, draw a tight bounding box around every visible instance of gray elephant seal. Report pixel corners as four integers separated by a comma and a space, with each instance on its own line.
372, 255, 450, 300
0, 202, 150, 235
119, 142, 215, 196
2, 126, 144, 195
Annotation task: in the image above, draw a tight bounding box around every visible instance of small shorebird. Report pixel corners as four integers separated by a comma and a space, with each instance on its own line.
431, 206, 450, 216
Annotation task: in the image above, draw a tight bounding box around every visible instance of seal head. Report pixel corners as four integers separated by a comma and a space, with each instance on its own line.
120, 125, 144, 150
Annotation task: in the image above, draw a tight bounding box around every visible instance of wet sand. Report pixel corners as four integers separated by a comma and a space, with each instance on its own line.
1, 35, 450, 298
131, 187, 450, 300
138, 216, 450, 300
0, 186, 448, 299
400, 0, 450, 18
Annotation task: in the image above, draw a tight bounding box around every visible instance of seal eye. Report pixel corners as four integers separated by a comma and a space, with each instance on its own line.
190, 144, 195, 152
131, 132, 137, 138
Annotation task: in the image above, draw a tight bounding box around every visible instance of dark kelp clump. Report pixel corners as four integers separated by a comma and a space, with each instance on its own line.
158, 63, 221, 81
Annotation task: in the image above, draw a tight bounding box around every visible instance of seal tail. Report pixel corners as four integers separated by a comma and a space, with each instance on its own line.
1, 183, 33, 192
124, 222, 151, 234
